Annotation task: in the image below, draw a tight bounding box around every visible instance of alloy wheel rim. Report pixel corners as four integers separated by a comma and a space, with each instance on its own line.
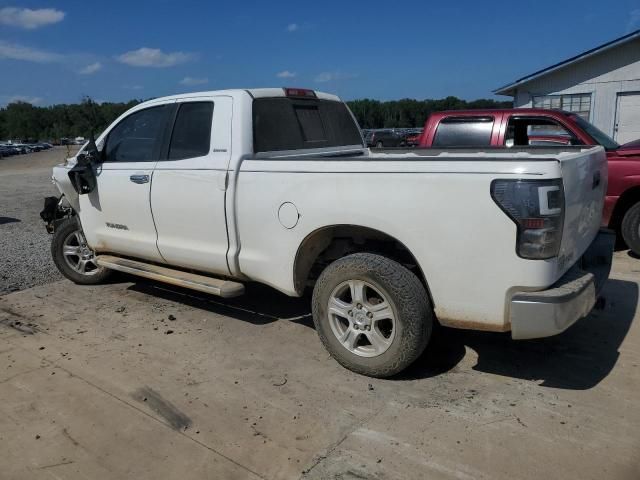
62, 229, 100, 276
327, 279, 396, 357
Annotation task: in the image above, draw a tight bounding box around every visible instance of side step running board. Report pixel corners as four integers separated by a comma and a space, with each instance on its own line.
96, 255, 245, 298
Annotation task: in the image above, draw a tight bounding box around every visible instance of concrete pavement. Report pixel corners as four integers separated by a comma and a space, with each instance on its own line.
1, 252, 639, 479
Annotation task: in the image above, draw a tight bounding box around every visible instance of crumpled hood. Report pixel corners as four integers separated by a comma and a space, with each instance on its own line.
621, 138, 640, 148
615, 139, 640, 156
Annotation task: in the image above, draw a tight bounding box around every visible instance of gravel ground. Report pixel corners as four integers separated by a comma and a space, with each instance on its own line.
0, 147, 78, 295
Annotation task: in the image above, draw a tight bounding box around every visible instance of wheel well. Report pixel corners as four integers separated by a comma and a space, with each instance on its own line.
293, 225, 432, 301
610, 187, 640, 233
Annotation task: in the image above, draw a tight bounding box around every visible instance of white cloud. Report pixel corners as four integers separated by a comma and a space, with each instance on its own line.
628, 9, 640, 31
179, 76, 209, 86
116, 47, 196, 68
314, 72, 333, 83
0, 40, 62, 62
286, 23, 299, 32
0, 7, 65, 30
276, 70, 297, 78
1, 94, 43, 105
79, 62, 102, 75
314, 71, 358, 83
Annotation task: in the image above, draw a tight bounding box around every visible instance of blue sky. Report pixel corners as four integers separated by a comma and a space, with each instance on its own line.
1, 0, 639, 105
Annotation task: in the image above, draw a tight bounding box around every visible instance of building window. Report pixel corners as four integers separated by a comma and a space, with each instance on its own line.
532, 93, 591, 120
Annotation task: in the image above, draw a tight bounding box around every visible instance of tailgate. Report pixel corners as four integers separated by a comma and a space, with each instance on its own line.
557, 146, 607, 274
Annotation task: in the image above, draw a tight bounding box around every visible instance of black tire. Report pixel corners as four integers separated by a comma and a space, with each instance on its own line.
51, 217, 112, 285
376, 141, 383, 148
621, 201, 640, 256
312, 253, 432, 378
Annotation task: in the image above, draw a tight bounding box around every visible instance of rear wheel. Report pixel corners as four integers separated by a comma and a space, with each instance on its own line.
376, 141, 383, 148
51, 217, 112, 284
621, 201, 640, 256
312, 253, 432, 377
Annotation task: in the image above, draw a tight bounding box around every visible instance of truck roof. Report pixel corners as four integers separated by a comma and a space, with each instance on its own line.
136, 88, 341, 108
432, 108, 576, 117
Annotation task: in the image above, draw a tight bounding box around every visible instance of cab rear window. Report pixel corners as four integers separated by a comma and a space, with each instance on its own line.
433, 117, 494, 147
252, 98, 363, 153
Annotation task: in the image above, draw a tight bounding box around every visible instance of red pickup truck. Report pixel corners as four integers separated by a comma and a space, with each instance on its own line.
416, 109, 640, 255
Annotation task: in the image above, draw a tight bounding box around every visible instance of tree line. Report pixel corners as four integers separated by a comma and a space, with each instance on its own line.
347, 96, 512, 129
0, 98, 141, 142
0, 95, 512, 141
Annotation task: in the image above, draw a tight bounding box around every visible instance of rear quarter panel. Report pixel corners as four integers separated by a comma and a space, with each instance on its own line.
234, 157, 566, 331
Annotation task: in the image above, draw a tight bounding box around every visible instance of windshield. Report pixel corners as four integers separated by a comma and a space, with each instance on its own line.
570, 114, 619, 150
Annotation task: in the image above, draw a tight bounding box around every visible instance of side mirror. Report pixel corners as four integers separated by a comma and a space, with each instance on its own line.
81, 136, 102, 164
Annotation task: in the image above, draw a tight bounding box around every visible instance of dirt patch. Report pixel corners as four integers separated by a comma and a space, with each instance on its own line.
132, 386, 192, 431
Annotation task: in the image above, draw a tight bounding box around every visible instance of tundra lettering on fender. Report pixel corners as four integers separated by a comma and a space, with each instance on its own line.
43, 87, 614, 377
106, 222, 129, 231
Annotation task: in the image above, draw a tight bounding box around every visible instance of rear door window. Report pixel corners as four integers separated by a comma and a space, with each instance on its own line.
104, 105, 171, 162
168, 102, 214, 160
253, 98, 363, 153
432, 117, 494, 147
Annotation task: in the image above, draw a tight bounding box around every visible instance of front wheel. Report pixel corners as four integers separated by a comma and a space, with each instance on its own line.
312, 253, 432, 377
51, 217, 112, 285
622, 201, 640, 256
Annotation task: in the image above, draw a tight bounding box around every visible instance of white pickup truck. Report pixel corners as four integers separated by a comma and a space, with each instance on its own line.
41, 87, 614, 377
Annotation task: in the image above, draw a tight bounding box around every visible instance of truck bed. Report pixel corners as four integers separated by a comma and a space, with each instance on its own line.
255, 145, 601, 162
370, 145, 599, 159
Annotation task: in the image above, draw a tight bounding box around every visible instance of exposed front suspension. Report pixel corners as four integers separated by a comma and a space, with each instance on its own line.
40, 196, 73, 234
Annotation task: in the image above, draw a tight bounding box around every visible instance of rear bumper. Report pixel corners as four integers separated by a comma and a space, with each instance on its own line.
510, 229, 615, 340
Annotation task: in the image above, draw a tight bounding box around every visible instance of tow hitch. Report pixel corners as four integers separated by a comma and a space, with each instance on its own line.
40, 196, 72, 233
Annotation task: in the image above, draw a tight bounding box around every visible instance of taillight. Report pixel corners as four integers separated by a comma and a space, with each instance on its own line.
491, 179, 564, 260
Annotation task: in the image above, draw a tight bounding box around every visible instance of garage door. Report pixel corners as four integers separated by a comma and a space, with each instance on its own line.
615, 92, 640, 144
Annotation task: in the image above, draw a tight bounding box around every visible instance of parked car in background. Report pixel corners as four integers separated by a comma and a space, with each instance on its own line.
416, 108, 640, 255
367, 129, 405, 148
403, 134, 421, 146
11, 144, 32, 154
0, 145, 19, 157
42, 87, 612, 378
401, 128, 424, 147
0, 141, 54, 156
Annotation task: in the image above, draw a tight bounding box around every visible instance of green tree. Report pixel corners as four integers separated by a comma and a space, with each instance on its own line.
0, 95, 512, 141
347, 96, 512, 129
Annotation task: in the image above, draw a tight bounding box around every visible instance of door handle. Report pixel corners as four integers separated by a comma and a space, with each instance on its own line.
129, 174, 150, 184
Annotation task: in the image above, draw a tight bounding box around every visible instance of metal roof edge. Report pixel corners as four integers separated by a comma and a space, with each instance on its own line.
494, 29, 640, 96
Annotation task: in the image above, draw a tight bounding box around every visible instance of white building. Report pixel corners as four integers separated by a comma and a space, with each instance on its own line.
494, 29, 640, 144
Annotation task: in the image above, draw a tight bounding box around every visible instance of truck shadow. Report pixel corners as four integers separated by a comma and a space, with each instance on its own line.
403, 278, 638, 390
0, 216, 21, 225
127, 280, 314, 328
127, 277, 636, 391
